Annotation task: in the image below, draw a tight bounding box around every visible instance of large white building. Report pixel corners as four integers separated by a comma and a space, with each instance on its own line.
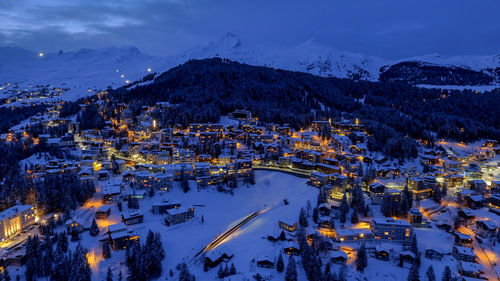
371, 218, 413, 243
0, 205, 36, 241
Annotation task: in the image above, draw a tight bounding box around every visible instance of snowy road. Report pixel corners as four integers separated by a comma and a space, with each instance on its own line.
459, 226, 500, 281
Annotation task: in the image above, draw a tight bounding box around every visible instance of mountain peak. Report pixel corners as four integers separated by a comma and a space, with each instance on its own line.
208, 33, 242, 50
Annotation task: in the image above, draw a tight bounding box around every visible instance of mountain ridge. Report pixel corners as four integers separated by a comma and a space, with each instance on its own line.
1, 33, 499, 103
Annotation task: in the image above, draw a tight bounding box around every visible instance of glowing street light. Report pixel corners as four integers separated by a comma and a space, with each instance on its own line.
38, 52, 44, 57
147, 68, 152, 72
120, 74, 125, 78
125, 80, 130, 84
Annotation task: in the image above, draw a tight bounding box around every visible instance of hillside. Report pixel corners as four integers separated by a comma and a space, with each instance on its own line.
1, 34, 499, 106
93, 58, 500, 159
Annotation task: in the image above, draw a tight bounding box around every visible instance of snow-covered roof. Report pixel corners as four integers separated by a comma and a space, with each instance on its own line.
0, 205, 34, 221
454, 246, 475, 256
108, 223, 127, 234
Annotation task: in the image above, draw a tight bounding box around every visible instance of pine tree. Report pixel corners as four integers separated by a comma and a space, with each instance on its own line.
312, 207, 319, 223
217, 265, 224, 279
103, 242, 112, 259
229, 263, 236, 275
317, 187, 326, 205
90, 219, 99, 236
285, 256, 297, 281
299, 208, 308, 227
441, 266, 451, 281
25, 258, 36, 281
351, 208, 359, 224
276, 253, 284, 272
106, 267, 113, 281
118, 271, 123, 281
411, 235, 418, 255
433, 186, 441, 203
181, 166, 190, 193
426, 265, 436, 281
402, 185, 413, 210
441, 184, 447, 199
338, 264, 347, 281
356, 243, 367, 272
408, 263, 420, 281
339, 193, 349, 223
3, 267, 11, 281
57, 232, 68, 253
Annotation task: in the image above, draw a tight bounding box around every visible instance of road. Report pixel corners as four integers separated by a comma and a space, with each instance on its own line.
421, 199, 450, 220
195, 208, 269, 257
253, 165, 310, 178
458, 226, 500, 281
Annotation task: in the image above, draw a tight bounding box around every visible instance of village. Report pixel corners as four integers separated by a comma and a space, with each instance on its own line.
0, 101, 500, 280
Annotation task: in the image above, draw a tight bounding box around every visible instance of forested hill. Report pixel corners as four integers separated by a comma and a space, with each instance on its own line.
101, 58, 500, 159
379, 61, 496, 85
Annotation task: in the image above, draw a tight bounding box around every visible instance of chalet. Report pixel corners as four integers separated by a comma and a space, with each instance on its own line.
107, 223, 139, 250
122, 212, 144, 225
122, 170, 135, 182
97, 170, 109, 181
102, 184, 121, 203
317, 240, 333, 257
204, 252, 233, 269
465, 195, 484, 209
368, 182, 386, 205
65, 217, 84, 233
95, 205, 111, 219
152, 202, 181, 214
454, 233, 473, 248
330, 250, 348, 264
310, 171, 329, 187
486, 194, 500, 211
457, 209, 475, 226
452, 246, 476, 263
279, 221, 298, 232
424, 249, 444, 261
399, 250, 416, 265
283, 246, 300, 256
458, 261, 483, 278
475, 220, 497, 238
408, 208, 423, 224
375, 245, 390, 261
165, 207, 194, 225
256, 258, 275, 269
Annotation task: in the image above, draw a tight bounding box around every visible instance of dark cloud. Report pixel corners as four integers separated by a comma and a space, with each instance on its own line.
0, 0, 498, 58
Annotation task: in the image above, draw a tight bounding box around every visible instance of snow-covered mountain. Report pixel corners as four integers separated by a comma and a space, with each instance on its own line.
1, 33, 499, 104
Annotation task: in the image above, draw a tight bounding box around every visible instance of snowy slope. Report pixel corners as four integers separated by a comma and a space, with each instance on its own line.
1, 33, 499, 103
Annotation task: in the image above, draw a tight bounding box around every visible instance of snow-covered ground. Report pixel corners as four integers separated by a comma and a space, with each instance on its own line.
417, 84, 500, 93
72, 170, 317, 280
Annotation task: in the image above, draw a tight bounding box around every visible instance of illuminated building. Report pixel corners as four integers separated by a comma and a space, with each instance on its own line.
370, 218, 413, 243
333, 228, 373, 242
408, 177, 433, 200
165, 207, 194, 225
134, 172, 173, 191
0, 205, 36, 241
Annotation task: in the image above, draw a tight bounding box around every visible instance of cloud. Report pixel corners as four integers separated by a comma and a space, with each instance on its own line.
0, 0, 499, 58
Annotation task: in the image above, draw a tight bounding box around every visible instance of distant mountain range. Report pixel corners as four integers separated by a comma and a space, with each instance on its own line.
1, 33, 499, 101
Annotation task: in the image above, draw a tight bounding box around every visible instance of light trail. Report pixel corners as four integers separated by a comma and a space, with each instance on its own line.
195, 208, 269, 257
